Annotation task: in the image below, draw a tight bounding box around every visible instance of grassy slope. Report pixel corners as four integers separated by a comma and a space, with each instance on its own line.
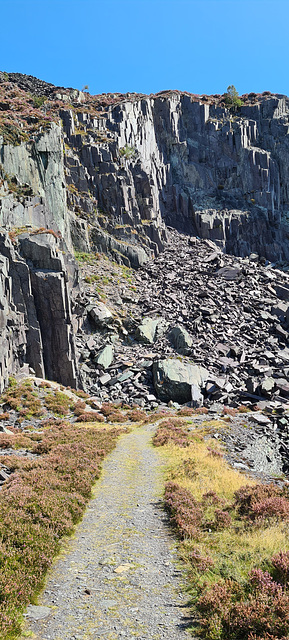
0, 378, 151, 639
153, 417, 289, 640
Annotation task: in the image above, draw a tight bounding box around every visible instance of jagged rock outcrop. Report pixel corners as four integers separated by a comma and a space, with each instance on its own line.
0, 231, 79, 391
60, 91, 289, 264
2, 73, 289, 266
2, 73, 289, 394
0, 123, 72, 248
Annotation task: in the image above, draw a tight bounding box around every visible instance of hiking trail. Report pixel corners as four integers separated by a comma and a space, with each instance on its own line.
23, 424, 192, 640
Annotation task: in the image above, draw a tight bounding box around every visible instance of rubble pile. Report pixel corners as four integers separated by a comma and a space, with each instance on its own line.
76, 230, 289, 419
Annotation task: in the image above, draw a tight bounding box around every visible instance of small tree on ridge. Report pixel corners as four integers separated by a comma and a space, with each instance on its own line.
223, 85, 243, 110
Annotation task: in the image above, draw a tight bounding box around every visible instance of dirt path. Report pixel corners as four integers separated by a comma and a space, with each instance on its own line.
23, 425, 192, 640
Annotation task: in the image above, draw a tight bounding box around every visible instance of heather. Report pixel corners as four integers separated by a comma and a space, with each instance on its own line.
154, 419, 289, 640
0, 414, 123, 638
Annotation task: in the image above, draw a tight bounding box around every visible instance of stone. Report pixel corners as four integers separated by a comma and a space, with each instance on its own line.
168, 325, 193, 355
250, 414, 272, 426
217, 266, 242, 281
135, 318, 159, 344
260, 377, 275, 395
0, 468, 9, 481
26, 605, 51, 620
99, 373, 111, 385
191, 384, 203, 407
88, 302, 113, 327
153, 358, 209, 403
94, 345, 114, 369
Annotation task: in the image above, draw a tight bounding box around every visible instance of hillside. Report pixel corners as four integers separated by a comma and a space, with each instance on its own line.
2, 73, 289, 640
1, 72, 289, 406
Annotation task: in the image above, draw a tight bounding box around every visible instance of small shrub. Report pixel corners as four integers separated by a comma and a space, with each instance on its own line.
164, 481, 203, 539
195, 407, 209, 415
271, 551, 289, 586
0, 412, 9, 420
178, 407, 196, 416
202, 490, 220, 505
233, 484, 289, 525
153, 419, 190, 447
44, 391, 74, 416
238, 405, 250, 413
73, 400, 87, 416
207, 446, 223, 458
126, 409, 146, 422
119, 144, 136, 159
39, 381, 51, 389
222, 406, 237, 417
106, 411, 126, 423
75, 412, 105, 423
187, 548, 215, 572
213, 508, 232, 530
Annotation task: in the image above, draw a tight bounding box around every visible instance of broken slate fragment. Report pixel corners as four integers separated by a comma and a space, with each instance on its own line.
94, 344, 114, 369
135, 318, 160, 344
168, 325, 193, 355
88, 302, 113, 327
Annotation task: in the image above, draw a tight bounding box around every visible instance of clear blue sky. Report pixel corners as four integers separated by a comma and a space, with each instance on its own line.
0, 0, 288, 97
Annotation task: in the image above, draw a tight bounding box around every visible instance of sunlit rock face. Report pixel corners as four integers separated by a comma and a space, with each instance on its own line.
60, 91, 289, 262
1, 72, 289, 390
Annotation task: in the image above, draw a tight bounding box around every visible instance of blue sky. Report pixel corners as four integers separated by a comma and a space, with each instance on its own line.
0, 0, 288, 97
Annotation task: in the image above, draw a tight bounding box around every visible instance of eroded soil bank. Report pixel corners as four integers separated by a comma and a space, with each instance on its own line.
23, 425, 191, 640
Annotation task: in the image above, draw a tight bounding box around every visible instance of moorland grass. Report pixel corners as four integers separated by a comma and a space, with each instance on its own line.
154, 418, 289, 640
0, 420, 124, 639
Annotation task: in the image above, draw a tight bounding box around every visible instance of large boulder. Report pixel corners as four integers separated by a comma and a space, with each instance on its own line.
153, 358, 209, 403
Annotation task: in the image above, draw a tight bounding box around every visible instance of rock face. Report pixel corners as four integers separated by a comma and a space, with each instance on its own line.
60, 91, 289, 264
0, 123, 72, 249
2, 74, 289, 267
3, 73, 289, 395
0, 231, 79, 391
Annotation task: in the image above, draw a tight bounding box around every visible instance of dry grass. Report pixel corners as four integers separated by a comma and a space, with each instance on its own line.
154, 421, 289, 639
161, 436, 253, 502
0, 406, 126, 639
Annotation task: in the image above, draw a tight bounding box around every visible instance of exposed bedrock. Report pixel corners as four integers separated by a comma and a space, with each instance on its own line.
0, 123, 72, 249
0, 231, 80, 391
62, 93, 289, 263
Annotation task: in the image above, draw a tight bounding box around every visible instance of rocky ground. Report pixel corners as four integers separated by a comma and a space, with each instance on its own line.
76, 230, 289, 414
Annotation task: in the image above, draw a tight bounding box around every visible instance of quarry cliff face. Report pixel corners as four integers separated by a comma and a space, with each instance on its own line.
62, 90, 289, 263
1, 72, 289, 388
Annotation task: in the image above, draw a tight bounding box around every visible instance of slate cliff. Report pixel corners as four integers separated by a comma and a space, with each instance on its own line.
1, 72, 289, 389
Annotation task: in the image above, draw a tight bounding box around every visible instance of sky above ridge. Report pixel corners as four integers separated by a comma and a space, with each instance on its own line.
0, 0, 288, 97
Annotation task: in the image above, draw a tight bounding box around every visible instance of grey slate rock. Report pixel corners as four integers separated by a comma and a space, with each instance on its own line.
153, 358, 209, 403
94, 345, 114, 369
135, 318, 160, 344
89, 302, 113, 327
168, 325, 193, 354
26, 605, 51, 620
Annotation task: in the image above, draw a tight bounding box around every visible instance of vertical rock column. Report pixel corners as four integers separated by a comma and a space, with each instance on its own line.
19, 233, 78, 388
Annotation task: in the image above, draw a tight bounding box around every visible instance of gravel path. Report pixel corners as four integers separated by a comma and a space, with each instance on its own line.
23, 425, 192, 640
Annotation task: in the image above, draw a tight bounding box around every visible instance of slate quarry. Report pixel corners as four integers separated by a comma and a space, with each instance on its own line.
2, 73, 289, 410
